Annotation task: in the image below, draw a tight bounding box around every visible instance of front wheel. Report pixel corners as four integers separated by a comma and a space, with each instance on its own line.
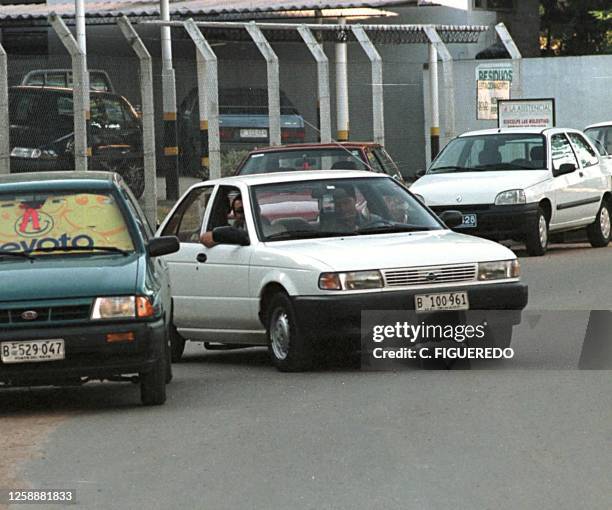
587, 200, 611, 248
524, 207, 549, 256
267, 293, 313, 372
140, 342, 167, 406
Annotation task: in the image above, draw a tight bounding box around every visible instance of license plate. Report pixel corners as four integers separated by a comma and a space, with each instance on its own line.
459, 214, 477, 228
1, 339, 65, 363
415, 292, 469, 313
240, 128, 267, 139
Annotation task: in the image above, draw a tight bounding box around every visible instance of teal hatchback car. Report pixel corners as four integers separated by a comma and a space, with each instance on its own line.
0, 172, 179, 405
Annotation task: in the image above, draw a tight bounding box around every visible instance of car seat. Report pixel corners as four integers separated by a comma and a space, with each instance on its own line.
530, 146, 545, 168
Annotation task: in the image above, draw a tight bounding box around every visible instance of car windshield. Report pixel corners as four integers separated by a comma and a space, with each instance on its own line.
0, 190, 135, 256
585, 126, 612, 156
429, 133, 547, 173
239, 149, 370, 175
251, 177, 442, 241
9, 91, 67, 126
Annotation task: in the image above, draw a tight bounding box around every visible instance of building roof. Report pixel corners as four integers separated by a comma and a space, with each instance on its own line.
0, 0, 415, 23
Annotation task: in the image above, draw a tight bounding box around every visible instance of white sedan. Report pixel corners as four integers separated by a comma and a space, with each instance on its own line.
158, 170, 528, 371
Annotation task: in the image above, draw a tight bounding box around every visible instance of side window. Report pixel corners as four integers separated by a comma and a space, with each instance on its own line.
205, 186, 242, 231
120, 185, 154, 239
551, 134, 579, 172
103, 97, 127, 126
366, 151, 385, 173
373, 148, 399, 177
162, 186, 213, 242
567, 133, 599, 168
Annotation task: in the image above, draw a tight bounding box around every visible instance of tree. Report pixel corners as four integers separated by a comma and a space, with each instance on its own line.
540, 0, 611, 55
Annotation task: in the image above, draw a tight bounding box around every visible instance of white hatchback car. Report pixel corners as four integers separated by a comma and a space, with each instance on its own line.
411, 128, 612, 256
158, 171, 528, 371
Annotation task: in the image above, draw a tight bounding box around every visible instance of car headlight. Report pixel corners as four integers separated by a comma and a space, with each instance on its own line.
319, 270, 383, 290
478, 260, 520, 281
91, 296, 155, 319
495, 189, 526, 205
10, 147, 41, 159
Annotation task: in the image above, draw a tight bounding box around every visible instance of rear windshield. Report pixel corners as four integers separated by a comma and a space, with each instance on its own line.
9, 91, 70, 126
429, 133, 547, 173
0, 191, 134, 255
239, 148, 370, 175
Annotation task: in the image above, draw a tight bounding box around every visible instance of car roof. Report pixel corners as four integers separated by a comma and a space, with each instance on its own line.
0, 171, 118, 192
584, 121, 612, 130
195, 169, 385, 188
9, 85, 118, 98
458, 127, 582, 137
247, 142, 380, 154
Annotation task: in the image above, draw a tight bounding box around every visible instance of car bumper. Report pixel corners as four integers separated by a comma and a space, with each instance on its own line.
430, 203, 540, 240
291, 282, 528, 339
0, 318, 166, 386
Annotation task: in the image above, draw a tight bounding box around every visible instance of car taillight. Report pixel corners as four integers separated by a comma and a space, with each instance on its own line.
282, 128, 305, 141
220, 128, 234, 141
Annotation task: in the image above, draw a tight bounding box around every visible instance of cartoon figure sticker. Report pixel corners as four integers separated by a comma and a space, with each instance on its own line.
0, 192, 134, 253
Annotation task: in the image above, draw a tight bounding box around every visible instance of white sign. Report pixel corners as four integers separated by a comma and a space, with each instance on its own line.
475, 63, 513, 82
477, 80, 511, 120
498, 99, 556, 129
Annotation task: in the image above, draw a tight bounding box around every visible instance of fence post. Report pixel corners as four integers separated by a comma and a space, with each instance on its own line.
118, 15, 158, 227
297, 26, 331, 143
351, 25, 384, 146
0, 42, 9, 174
335, 18, 349, 141
495, 22, 523, 100
245, 22, 281, 146
184, 19, 221, 180
424, 26, 455, 147
48, 13, 89, 171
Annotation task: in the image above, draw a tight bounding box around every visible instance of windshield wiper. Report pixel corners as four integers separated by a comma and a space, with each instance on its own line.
24, 246, 130, 256
429, 166, 478, 173
357, 224, 436, 235
265, 230, 357, 241
0, 250, 35, 261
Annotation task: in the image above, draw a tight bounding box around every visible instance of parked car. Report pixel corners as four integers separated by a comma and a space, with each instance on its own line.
157, 170, 527, 371
234, 142, 405, 182
584, 121, 612, 171
178, 87, 305, 174
8, 86, 145, 198
0, 172, 179, 404
21, 69, 115, 93
410, 128, 612, 256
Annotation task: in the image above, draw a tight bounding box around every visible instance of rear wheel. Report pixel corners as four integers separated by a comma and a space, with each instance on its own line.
587, 200, 611, 248
267, 293, 313, 372
170, 324, 187, 363
525, 207, 548, 256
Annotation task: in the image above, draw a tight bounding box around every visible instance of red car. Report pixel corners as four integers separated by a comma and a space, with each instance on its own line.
234, 142, 405, 182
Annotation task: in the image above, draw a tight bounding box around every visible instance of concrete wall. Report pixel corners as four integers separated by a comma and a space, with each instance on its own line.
423, 54, 612, 167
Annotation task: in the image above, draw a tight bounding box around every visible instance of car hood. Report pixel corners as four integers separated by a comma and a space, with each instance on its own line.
265, 230, 516, 272
0, 254, 139, 302
411, 170, 549, 205
9, 124, 72, 150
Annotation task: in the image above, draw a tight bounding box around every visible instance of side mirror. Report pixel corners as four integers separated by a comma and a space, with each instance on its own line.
438, 210, 464, 229
148, 236, 179, 257
212, 226, 250, 246
553, 163, 577, 177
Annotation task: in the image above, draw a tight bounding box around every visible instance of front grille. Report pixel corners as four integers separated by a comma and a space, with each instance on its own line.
430, 204, 492, 213
0, 304, 91, 325
383, 264, 477, 287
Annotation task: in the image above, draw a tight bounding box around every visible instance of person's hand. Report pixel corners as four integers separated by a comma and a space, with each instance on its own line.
200, 231, 216, 248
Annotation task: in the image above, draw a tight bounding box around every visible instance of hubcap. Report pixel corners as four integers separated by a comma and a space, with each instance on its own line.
600, 206, 611, 239
539, 214, 548, 248
270, 308, 291, 361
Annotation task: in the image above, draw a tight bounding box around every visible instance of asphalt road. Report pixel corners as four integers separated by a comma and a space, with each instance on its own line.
2, 241, 611, 510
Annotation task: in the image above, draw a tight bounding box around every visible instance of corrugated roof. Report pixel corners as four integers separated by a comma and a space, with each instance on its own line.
0, 0, 415, 22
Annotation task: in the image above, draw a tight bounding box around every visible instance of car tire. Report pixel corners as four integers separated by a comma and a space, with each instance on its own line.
140, 343, 167, 406
165, 328, 173, 384
170, 323, 187, 363
587, 200, 611, 248
525, 207, 549, 256
267, 292, 313, 372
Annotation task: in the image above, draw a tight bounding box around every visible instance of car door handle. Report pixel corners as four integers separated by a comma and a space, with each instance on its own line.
579, 171, 584, 177
196, 253, 207, 263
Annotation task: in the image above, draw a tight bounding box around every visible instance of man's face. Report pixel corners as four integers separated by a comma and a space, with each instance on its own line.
335, 195, 357, 225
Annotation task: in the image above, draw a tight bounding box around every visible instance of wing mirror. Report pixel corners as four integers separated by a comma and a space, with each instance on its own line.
212, 226, 250, 246
553, 163, 577, 177
148, 236, 179, 257
438, 210, 464, 229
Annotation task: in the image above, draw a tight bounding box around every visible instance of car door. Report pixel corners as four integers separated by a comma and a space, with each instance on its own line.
549, 133, 588, 228
567, 132, 606, 219
159, 184, 215, 330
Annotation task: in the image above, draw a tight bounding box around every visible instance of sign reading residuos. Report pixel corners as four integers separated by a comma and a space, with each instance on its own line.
497, 99, 556, 129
